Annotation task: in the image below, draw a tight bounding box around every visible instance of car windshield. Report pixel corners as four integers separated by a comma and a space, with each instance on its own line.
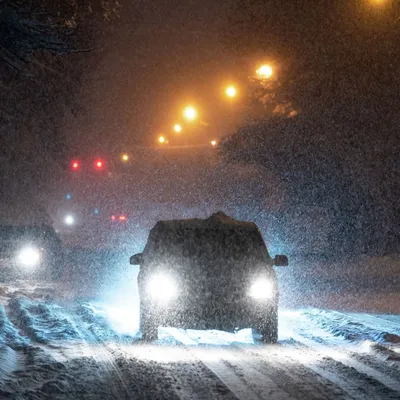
146, 226, 270, 267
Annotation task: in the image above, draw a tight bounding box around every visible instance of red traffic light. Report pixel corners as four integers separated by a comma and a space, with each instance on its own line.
71, 160, 80, 170
95, 159, 104, 169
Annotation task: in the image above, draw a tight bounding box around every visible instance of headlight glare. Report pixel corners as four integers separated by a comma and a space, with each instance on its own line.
249, 278, 274, 300
18, 247, 40, 267
147, 273, 177, 302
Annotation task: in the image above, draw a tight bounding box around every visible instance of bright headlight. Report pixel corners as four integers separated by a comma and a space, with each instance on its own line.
147, 273, 177, 302
18, 247, 40, 267
249, 278, 274, 300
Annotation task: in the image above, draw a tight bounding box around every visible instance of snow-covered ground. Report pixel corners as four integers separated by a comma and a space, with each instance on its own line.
0, 274, 399, 399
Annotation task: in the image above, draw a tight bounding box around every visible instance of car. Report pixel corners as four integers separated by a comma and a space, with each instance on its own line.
130, 211, 288, 342
0, 224, 64, 280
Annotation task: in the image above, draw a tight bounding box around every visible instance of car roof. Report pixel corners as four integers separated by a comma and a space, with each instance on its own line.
143, 212, 271, 263
152, 211, 259, 233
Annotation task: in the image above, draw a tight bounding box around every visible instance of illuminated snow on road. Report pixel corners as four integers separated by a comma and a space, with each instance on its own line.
0, 282, 400, 399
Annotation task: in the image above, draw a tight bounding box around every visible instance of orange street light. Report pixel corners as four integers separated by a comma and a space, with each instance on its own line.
369, 0, 389, 6
121, 154, 129, 162
158, 135, 166, 144
225, 85, 237, 98
256, 64, 273, 79
211, 140, 217, 147
173, 124, 182, 133
183, 106, 197, 121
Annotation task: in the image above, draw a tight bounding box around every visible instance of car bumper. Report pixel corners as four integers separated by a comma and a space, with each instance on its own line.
142, 296, 278, 331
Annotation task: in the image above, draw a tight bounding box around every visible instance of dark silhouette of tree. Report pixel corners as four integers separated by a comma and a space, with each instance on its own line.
0, 1, 129, 218
219, 1, 399, 256
219, 114, 399, 257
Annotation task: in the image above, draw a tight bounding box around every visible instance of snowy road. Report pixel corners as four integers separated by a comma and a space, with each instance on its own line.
1, 282, 400, 399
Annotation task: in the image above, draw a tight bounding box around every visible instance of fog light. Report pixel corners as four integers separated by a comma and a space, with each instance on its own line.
18, 247, 40, 268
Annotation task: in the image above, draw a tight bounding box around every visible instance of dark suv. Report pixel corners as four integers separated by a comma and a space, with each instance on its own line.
0, 224, 63, 280
130, 212, 288, 342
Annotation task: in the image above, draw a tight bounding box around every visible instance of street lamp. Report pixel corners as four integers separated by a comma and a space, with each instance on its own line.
225, 85, 237, 98
211, 140, 217, 147
121, 154, 129, 162
183, 106, 197, 121
256, 64, 273, 79
173, 124, 182, 133
369, 0, 389, 6
158, 135, 166, 144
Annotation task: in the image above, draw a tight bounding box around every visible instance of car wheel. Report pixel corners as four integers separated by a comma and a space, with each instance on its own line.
140, 302, 158, 341
252, 311, 278, 344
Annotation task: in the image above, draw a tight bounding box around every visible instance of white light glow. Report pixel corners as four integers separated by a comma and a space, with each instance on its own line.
256, 64, 273, 79
249, 278, 274, 299
147, 272, 177, 302
18, 247, 40, 267
103, 306, 139, 334
64, 215, 74, 225
183, 106, 197, 121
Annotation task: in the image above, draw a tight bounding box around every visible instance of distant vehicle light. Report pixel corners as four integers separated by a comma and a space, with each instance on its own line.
18, 247, 40, 267
147, 273, 177, 302
121, 154, 129, 162
71, 161, 80, 170
111, 215, 116, 221
158, 135, 166, 144
64, 215, 74, 225
95, 159, 104, 169
119, 215, 126, 221
249, 278, 274, 299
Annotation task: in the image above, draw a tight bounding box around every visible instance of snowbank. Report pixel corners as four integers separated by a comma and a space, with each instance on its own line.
301, 308, 400, 362
0, 304, 27, 349
9, 295, 80, 343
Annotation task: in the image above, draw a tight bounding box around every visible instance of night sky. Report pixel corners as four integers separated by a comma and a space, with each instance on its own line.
67, 0, 400, 153
2, 0, 396, 252
70, 0, 234, 151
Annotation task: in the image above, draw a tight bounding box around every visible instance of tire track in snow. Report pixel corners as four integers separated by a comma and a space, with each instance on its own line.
168, 325, 400, 399
233, 344, 362, 400
284, 327, 400, 394
110, 342, 237, 400
191, 345, 294, 400
236, 343, 386, 400
166, 329, 295, 400
292, 310, 400, 381
67, 312, 131, 397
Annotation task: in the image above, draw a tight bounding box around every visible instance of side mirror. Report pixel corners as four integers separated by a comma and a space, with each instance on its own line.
274, 254, 288, 266
130, 253, 144, 265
